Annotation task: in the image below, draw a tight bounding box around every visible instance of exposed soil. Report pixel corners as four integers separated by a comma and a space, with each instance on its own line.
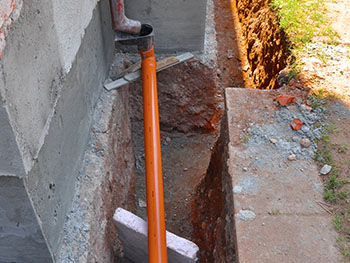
107, 0, 349, 262
57, 0, 349, 262
126, 0, 292, 262
132, 121, 218, 241
191, 115, 235, 263
213, 0, 249, 89
235, 0, 288, 89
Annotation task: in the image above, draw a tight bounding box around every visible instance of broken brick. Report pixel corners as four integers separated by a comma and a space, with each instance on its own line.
276, 94, 295, 106
291, 119, 303, 130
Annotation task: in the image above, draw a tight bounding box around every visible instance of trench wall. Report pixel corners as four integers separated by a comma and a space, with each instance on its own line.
191, 113, 235, 263
130, 61, 223, 134
235, 0, 288, 89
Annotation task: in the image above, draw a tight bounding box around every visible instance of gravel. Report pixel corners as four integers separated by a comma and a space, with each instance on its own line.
237, 210, 256, 221
248, 100, 326, 160
320, 164, 332, 175
300, 138, 311, 148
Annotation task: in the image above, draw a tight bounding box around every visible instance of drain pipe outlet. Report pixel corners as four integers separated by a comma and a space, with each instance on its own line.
110, 0, 142, 34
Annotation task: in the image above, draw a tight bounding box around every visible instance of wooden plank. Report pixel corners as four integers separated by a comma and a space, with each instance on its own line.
104, 52, 194, 91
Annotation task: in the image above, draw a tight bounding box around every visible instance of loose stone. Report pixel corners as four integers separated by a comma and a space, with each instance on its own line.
300, 138, 311, 148
288, 154, 296, 161
270, 138, 277, 144
237, 210, 256, 221
320, 164, 332, 175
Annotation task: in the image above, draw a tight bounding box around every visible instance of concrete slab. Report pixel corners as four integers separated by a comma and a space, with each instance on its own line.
235, 215, 339, 263
113, 208, 199, 263
225, 88, 341, 263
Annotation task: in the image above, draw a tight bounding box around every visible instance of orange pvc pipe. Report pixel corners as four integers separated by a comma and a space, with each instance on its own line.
140, 46, 168, 263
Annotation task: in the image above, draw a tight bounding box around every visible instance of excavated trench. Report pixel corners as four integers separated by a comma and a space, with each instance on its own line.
106, 0, 289, 262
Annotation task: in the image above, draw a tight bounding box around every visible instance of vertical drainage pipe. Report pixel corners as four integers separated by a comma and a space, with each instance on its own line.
140, 46, 168, 263
110, 0, 168, 258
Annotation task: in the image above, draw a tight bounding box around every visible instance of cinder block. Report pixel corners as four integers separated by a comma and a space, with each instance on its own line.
113, 207, 199, 263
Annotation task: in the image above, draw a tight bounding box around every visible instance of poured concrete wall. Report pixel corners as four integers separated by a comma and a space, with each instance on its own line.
0, 0, 113, 260
0, 0, 207, 261
125, 0, 208, 52
0, 176, 52, 262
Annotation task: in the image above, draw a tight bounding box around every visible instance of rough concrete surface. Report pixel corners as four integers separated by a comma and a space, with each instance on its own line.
125, 0, 207, 52
114, 208, 199, 263
51, 0, 101, 72
23, 0, 113, 259
0, 0, 63, 171
0, 96, 24, 176
199, 0, 217, 68
0, 176, 52, 262
0, 0, 22, 57
57, 86, 136, 262
0, 0, 113, 260
225, 88, 341, 262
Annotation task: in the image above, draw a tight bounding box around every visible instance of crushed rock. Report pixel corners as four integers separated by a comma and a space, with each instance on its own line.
247, 100, 326, 160
237, 210, 256, 221
320, 164, 332, 175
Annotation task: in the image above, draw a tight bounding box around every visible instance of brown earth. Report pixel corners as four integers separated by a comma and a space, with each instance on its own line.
213, 0, 248, 89
235, 0, 288, 89
129, 61, 223, 134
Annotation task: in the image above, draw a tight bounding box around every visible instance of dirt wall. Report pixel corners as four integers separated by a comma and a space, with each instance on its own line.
191, 114, 235, 262
130, 61, 224, 133
235, 0, 288, 89
98, 86, 137, 262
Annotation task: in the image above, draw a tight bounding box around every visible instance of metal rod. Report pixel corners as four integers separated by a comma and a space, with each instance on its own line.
140, 46, 168, 263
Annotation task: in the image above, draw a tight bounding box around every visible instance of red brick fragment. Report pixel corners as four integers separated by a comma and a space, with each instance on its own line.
305, 104, 313, 112
291, 119, 303, 130
276, 94, 295, 105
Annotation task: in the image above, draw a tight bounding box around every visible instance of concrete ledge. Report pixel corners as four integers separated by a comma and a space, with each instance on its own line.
113, 208, 199, 263
225, 88, 341, 263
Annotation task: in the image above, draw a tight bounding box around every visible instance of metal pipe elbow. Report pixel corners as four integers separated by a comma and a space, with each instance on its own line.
114, 15, 142, 35
110, 0, 142, 35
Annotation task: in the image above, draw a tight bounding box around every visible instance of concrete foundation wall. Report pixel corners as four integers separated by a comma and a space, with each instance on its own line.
0, 0, 208, 260
0, 96, 24, 176
0, 176, 52, 262
51, 0, 102, 72
125, 0, 208, 52
24, 1, 114, 258
0, 0, 113, 260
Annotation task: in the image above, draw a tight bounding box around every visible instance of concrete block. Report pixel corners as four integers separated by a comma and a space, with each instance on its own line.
113, 208, 199, 263
0, 176, 52, 262
0, 0, 113, 260
125, 0, 207, 52
225, 88, 341, 263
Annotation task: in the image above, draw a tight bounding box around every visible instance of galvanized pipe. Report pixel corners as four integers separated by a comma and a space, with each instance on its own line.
109, 0, 141, 34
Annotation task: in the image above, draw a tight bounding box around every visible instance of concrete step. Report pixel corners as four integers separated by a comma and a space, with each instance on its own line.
225, 88, 341, 263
